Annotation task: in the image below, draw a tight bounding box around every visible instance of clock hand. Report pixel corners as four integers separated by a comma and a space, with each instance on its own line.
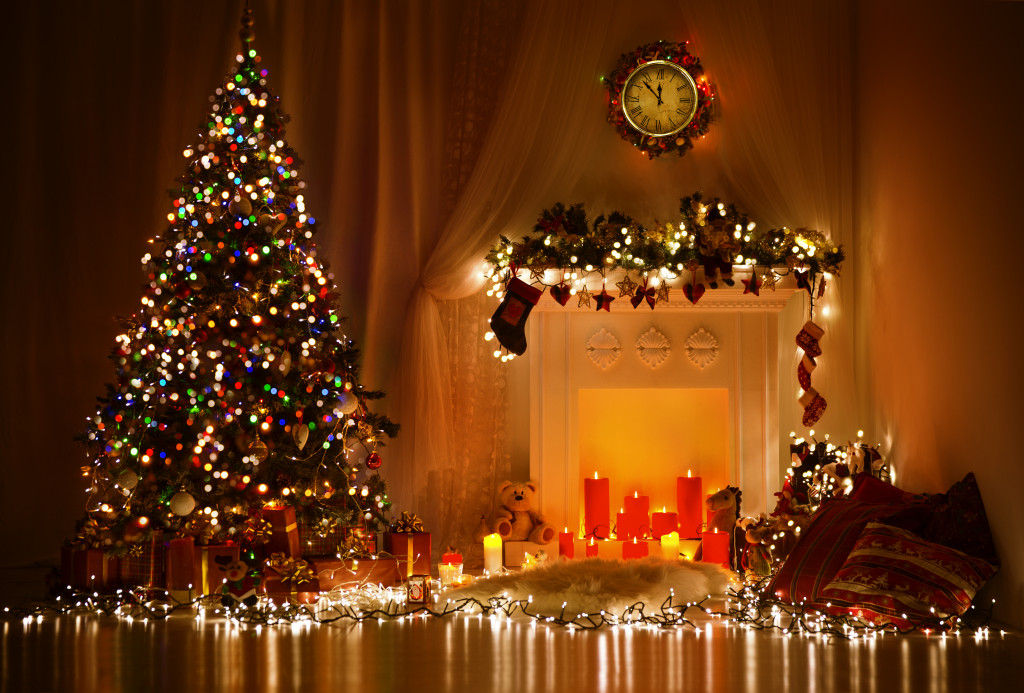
643, 81, 660, 101
656, 83, 663, 105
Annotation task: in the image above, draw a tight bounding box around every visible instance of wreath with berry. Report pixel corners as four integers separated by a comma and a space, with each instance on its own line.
604, 40, 716, 159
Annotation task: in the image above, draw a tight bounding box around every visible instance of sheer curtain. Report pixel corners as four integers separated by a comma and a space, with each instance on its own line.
3, 0, 857, 567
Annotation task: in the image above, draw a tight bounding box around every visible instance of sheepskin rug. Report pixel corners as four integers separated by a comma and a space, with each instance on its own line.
446, 557, 735, 619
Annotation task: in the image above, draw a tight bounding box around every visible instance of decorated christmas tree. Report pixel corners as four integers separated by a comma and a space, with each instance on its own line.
74, 11, 397, 558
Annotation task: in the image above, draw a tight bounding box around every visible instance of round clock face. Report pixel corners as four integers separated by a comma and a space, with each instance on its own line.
621, 60, 698, 137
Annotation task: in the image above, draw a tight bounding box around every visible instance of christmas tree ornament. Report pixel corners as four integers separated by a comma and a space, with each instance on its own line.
336, 391, 360, 416
655, 282, 670, 304
489, 277, 543, 356
292, 423, 309, 450
366, 452, 382, 470
247, 436, 269, 465
549, 282, 571, 306
117, 470, 139, 491
742, 273, 761, 296
577, 285, 593, 308
760, 270, 778, 292
170, 491, 197, 516
594, 286, 615, 311
615, 274, 638, 297
683, 282, 705, 305
228, 196, 252, 218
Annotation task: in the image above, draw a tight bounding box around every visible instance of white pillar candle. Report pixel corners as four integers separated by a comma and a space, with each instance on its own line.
660, 531, 680, 560
483, 533, 503, 575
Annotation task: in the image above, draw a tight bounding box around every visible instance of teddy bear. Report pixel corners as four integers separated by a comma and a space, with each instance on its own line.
737, 516, 773, 581
492, 480, 555, 545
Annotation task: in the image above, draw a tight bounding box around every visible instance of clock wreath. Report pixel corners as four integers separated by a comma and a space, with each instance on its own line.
604, 40, 716, 159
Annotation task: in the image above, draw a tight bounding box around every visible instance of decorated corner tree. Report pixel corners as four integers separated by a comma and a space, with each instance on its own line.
75, 11, 397, 555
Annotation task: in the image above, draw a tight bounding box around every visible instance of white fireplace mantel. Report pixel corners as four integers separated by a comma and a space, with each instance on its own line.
521, 274, 800, 534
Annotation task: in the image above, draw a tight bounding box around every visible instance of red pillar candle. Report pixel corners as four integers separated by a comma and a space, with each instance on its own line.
651, 510, 678, 539
616, 511, 639, 541
677, 472, 703, 539
559, 529, 575, 559
586, 538, 598, 558
584, 473, 610, 539
623, 492, 650, 537
622, 537, 649, 560
701, 528, 731, 568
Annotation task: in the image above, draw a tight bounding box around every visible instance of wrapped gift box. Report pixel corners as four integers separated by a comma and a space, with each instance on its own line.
122, 531, 165, 589
194, 543, 240, 596
264, 556, 319, 604
297, 518, 346, 557
502, 541, 546, 568
260, 506, 301, 558
62, 546, 120, 590
310, 557, 401, 591
384, 532, 431, 580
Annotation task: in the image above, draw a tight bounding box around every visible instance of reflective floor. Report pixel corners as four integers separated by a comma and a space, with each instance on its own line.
3, 608, 1020, 693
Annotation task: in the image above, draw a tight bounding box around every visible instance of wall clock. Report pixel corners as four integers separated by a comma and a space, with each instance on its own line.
605, 40, 715, 159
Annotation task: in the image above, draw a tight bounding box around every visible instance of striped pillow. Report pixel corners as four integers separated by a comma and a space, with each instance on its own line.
766, 499, 922, 604
820, 522, 997, 626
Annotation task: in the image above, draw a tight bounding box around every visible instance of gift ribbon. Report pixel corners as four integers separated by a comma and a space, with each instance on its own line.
390, 511, 425, 533
266, 552, 315, 585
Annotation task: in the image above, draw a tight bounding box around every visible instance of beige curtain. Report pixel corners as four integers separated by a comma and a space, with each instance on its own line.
3, 0, 855, 567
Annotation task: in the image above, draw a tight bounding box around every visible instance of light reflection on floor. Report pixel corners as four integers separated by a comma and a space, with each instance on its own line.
2, 611, 1020, 693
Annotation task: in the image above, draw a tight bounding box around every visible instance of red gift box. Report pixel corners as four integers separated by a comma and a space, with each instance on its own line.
260, 506, 301, 558
62, 546, 120, 590
122, 531, 165, 589
297, 517, 347, 557
384, 532, 431, 580
264, 555, 319, 604
165, 537, 197, 592
194, 543, 241, 596
310, 557, 401, 592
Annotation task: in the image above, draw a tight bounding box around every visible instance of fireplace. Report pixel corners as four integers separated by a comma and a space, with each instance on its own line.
517, 277, 801, 534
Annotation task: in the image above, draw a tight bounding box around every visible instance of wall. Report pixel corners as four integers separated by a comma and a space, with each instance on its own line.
855, 1, 1024, 628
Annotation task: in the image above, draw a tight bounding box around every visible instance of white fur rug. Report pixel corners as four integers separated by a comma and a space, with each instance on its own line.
446, 557, 735, 620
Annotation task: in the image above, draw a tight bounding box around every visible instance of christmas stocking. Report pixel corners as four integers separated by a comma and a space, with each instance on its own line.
489, 277, 543, 356
799, 388, 827, 427
795, 320, 824, 358
797, 354, 816, 391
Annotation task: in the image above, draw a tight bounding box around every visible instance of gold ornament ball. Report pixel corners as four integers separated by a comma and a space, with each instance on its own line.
228, 197, 252, 217
170, 491, 197, 516
336, 391, 360, 416
117, 469, 139, 491
248, 438, 269, 464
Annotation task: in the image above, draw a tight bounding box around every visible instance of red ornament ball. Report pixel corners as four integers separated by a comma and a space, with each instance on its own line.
366, 452, 382, 470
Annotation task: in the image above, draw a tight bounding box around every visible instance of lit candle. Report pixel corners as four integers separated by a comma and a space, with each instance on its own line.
623, 492, 650, 537
586, 537, 598, 557
584, 473, 610, 539
651, 508, 678, 538
559, 528, 575, 559
660, 531, 680, 560
701, 528, 731, 568
677, 471, 703, 539
483, 533, 502, 575
622, 537, 649, 560
616, 509, 637, 541
438, 563, 462, 586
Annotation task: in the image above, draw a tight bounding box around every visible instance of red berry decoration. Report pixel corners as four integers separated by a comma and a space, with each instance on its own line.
366, 452, 382, 470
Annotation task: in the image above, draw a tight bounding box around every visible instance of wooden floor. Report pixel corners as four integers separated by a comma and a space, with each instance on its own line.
2, 570, 1020, 693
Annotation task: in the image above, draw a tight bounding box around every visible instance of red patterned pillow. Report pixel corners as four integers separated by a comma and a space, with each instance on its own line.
919, 472, 999, 566
766, 499, 929, 604
848, 474, 918, 505
820, 522, 997, 627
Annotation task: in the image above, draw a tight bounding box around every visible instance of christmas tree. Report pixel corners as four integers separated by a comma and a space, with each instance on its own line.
75, 11, 398, 555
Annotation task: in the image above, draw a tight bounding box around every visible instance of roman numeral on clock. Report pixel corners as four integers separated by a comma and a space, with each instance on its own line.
629, 105, 642, 117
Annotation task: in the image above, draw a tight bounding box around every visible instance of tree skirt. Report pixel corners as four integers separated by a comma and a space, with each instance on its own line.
446, 557, 735, 620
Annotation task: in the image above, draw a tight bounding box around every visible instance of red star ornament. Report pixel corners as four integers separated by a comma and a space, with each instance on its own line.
742, 274, 762, 296
594, 287, 615, 312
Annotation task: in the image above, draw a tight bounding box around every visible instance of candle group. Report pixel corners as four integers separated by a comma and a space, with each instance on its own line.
582, 471, 705, 542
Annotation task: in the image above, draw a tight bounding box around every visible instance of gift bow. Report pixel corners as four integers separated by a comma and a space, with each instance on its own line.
75, 518, 103, 548
390, 511, 425, 533
266, 552, 316, 584
243, 516, 274, 545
